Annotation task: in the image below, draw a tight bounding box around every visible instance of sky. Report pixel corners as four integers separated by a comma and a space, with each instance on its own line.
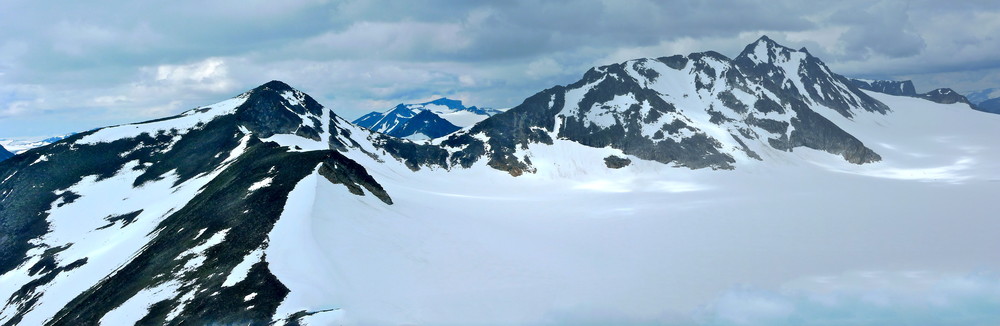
1, 0, 999, 138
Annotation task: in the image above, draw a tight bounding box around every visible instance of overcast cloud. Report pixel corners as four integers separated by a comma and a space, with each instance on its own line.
1, 0, 999, 137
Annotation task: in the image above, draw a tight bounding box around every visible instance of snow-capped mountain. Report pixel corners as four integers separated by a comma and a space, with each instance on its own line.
0, 134, 74, 155
353, 98, 502, 139
434, 36, 887, 175
2, 37, 999, 325
0, 80, 407, 325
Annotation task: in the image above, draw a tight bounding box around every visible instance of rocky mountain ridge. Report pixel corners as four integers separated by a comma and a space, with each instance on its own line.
850, 78, 977, 107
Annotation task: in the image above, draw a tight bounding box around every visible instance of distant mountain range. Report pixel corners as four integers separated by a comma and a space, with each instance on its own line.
964, 87, 1000, 114
352, 98, 504, 140
849, 79, 1000, 115
0, 134, 74, 155
849, 78, 976, 106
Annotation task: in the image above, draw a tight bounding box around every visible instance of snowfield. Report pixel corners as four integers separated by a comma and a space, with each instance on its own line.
266, 93, 1000, 325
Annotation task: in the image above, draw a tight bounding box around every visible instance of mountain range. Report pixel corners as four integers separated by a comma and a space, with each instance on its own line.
964, 87, 1000, 114
849, 79, 1000, 114
1, 36, 999, 325
850, 78, 977, 106
352, 98, 503, 140
0, 135, 75, 158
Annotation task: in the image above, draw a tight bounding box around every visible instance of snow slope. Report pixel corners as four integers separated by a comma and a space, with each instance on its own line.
266, 92, 1000, 325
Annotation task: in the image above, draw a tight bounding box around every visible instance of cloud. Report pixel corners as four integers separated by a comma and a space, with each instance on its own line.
294, 21, 472, 60
689, 272, 1000, 326
511, 272, 1000, 326
526, 58, 564, 79
1, 0, 1000, 137
828, 1, 926, 60
148, 58, 233, 92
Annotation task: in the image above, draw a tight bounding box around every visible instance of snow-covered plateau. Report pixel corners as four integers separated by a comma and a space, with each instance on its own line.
267, 91, 1000, 325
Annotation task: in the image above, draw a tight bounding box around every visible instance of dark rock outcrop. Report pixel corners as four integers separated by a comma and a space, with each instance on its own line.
0, 145, 13, 162
918, 88, 974, 106
850, 79, 917, 96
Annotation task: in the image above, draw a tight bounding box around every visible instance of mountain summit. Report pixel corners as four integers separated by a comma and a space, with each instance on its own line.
429, 35, 887, 175
0, 80, 399, 325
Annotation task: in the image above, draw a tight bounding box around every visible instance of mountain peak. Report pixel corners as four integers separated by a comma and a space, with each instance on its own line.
748, 35, 785, 50
235, 80, 326, 140
755, 34, 778, 45
737, 35, 801, 65
253, 80, 295, 92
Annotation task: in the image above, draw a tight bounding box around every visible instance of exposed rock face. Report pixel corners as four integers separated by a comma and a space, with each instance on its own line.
851, 78, 979, 109
436, 36, 885, 175
604, 155, 631, 169
850, 79, 918, 96
236, 80, 326, 140
918, 88, 974, 105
